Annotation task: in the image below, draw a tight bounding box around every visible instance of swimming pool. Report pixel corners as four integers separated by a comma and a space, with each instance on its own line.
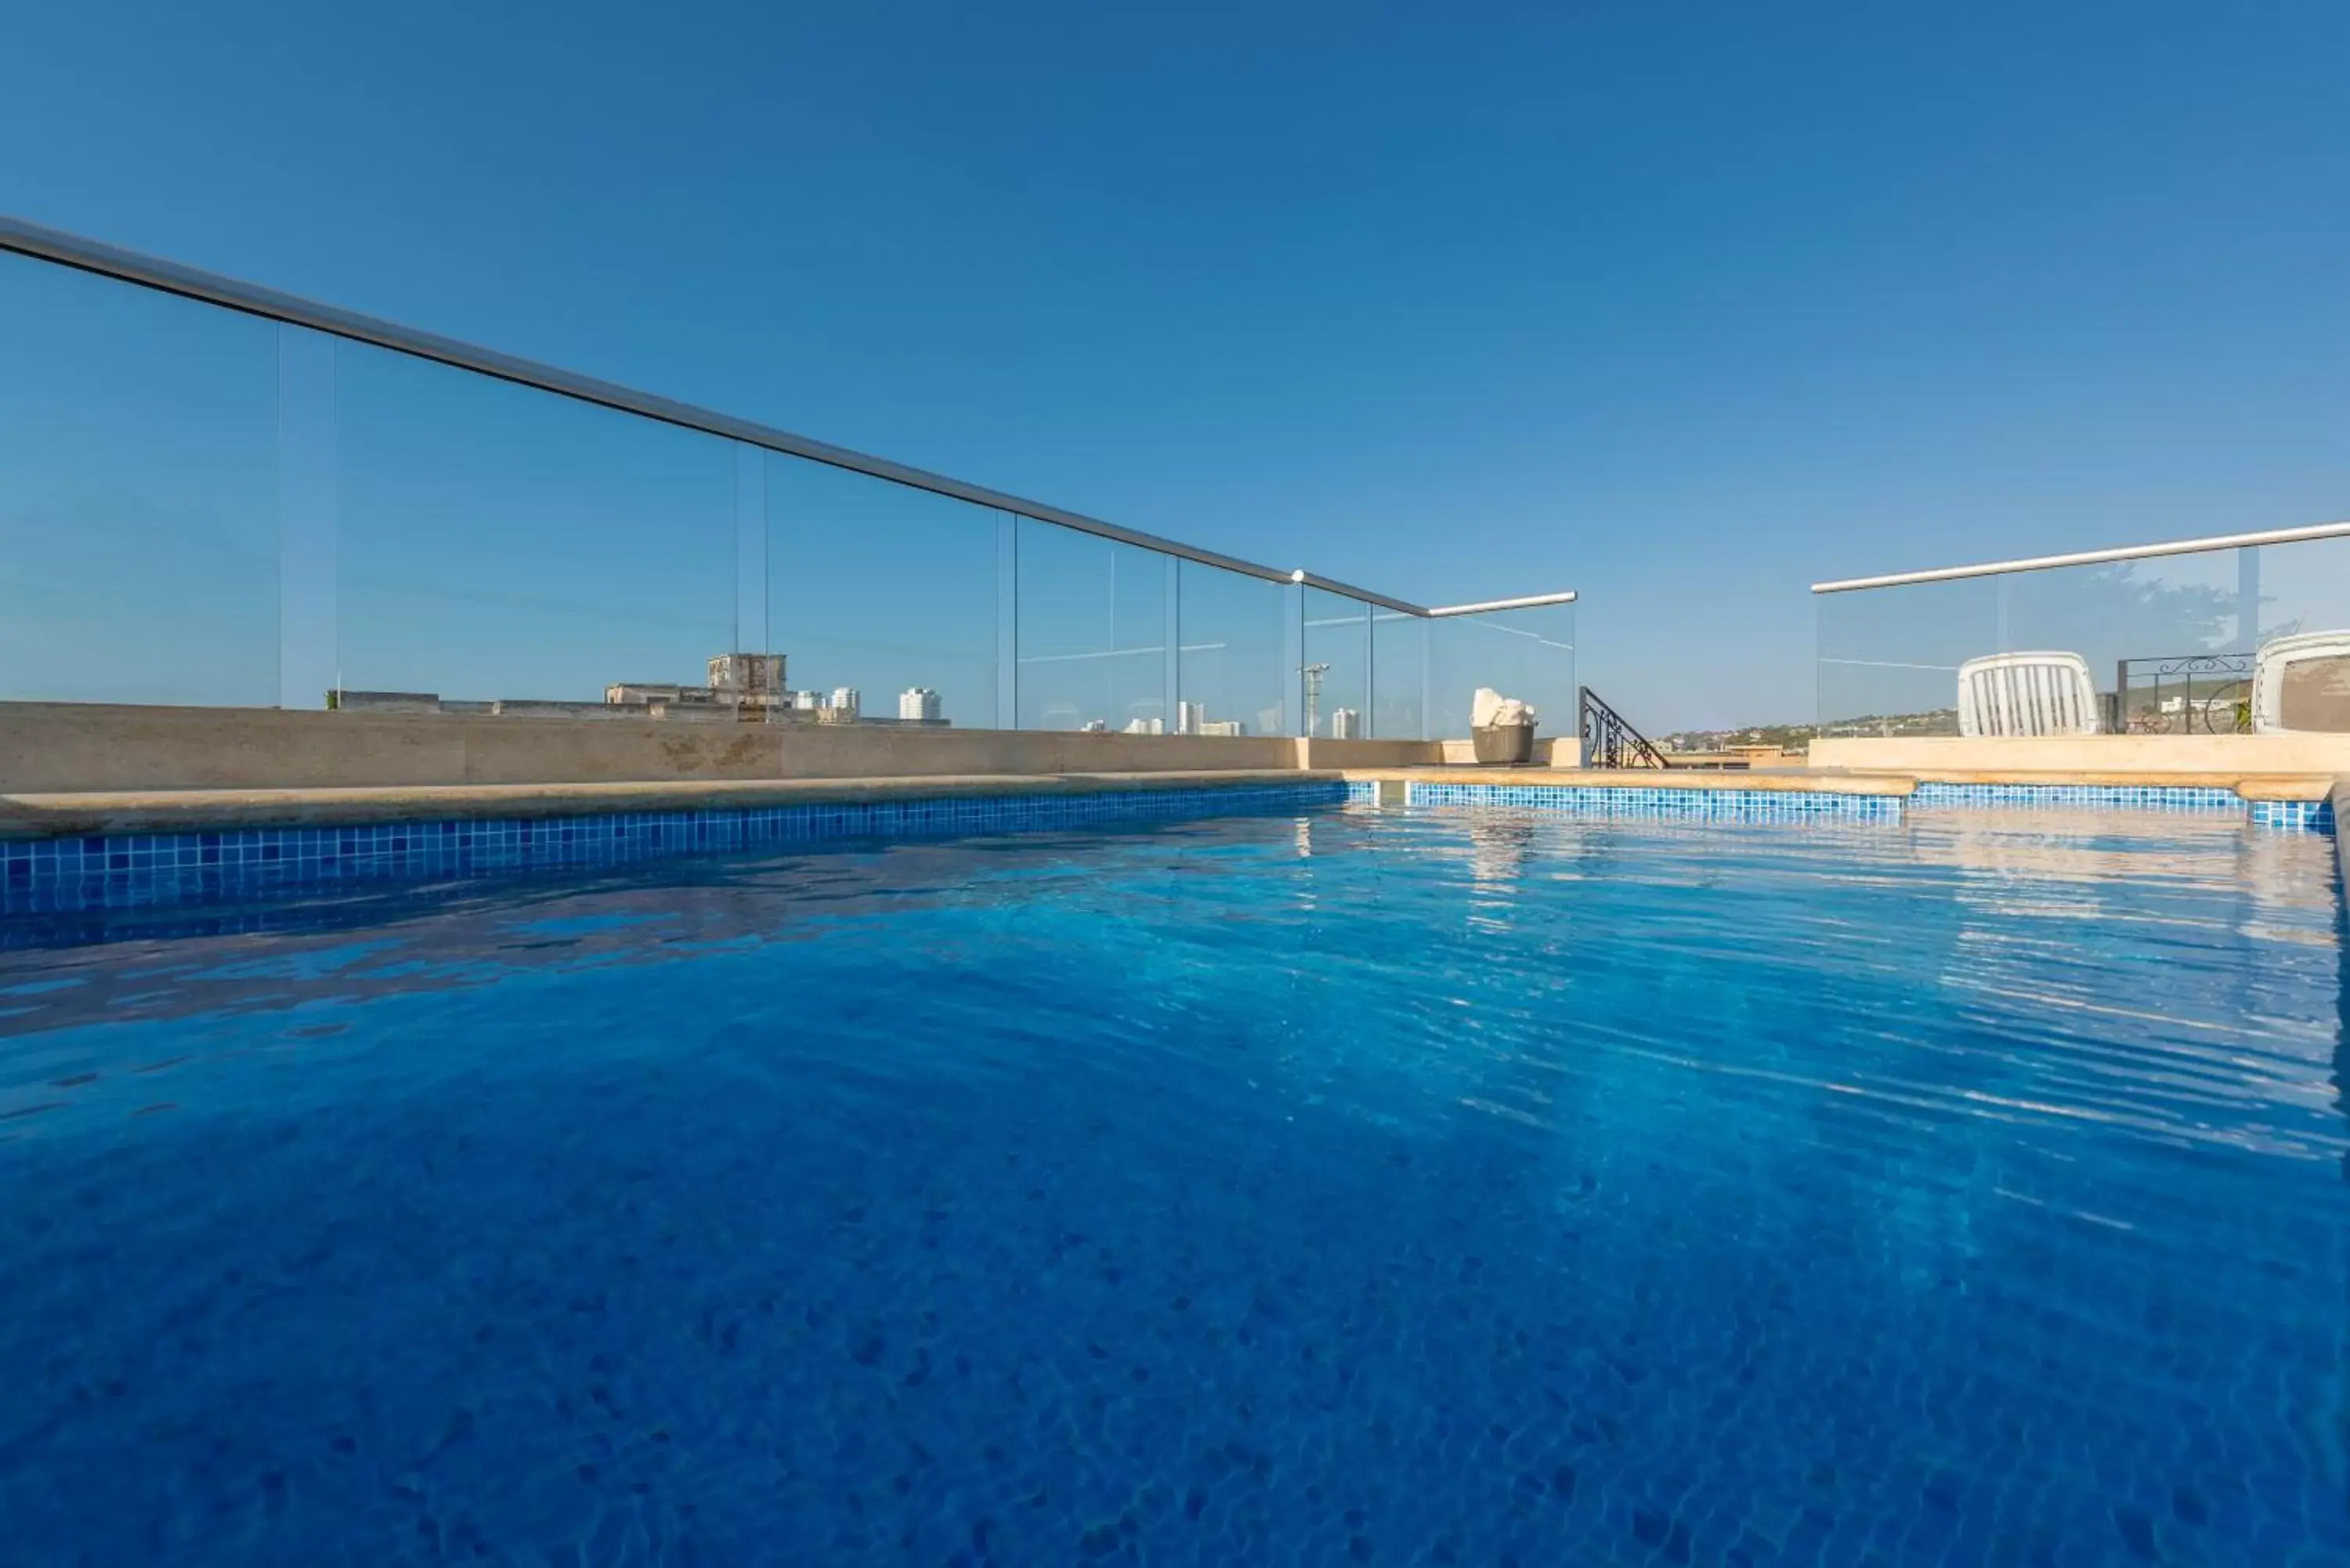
1, 803, 2341, 1565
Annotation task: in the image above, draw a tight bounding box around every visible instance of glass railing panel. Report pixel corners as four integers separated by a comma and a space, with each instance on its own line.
2004, 549, 2242, 733
0, 250, 280, 706
1814, 578, 1996, 737
1426, 603, 1577, 739
1817, 542, 2350, 736
1014, 518, 1170, 732
1175, 560, 1285, 737
2237, 535, 2350, 733
2252, 536, 2350, 648
765, 455, 1001, 727
1300, 588, 1369, 739
1370, 611, 1426, 740
334, 341, 734, 709
277, 327, 339, 709
2247, 535, 2350, 659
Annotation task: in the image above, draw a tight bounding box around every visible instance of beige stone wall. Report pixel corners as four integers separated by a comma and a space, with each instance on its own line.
1808, 732, 2350, 776
1296, 737, 1447, 768
0, 703, 1309, 793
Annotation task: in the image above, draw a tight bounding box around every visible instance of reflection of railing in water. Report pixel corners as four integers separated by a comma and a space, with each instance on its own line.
2110, 652, 2252, 735
1578, 686, 1672, 769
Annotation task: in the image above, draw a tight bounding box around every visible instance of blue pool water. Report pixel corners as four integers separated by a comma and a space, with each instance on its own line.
0, 804, 2343, 1566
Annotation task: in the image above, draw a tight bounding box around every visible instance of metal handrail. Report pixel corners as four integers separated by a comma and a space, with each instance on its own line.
1577, 686, 1672, 769
1811, 520, 2350, 594
1425, 591, 1579, 616
0, 212, 1576, 623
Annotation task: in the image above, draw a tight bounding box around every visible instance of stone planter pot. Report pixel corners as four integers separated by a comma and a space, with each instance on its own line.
1471, 722, 1535, 764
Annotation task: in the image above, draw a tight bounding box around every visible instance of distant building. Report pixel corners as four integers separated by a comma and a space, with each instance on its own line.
1198, 719, 1246, 737
1330, 707, 1361, 739
608, 652, 789, 717
605, 681, 709, 709
1176, 700, 1207, 735
1122, 716, 1165, 735
1080, 718, 1109, 733
605, 683, 750, 719
710, 652, 785, 701
348, 651, 951, 730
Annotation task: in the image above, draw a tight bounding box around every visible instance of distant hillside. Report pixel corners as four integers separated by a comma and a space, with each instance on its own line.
1659, 710, 1958, 753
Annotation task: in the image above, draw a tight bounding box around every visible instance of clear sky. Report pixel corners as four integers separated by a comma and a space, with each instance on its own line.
4, 1, 2348, 731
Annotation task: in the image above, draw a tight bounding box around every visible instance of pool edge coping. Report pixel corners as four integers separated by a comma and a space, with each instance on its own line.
8, 765, 2334, 844
0, 771, 1344, 840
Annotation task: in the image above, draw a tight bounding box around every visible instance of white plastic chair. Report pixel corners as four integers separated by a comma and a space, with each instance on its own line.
2252, 630, 2350, 733
1957, 652, 2102, 738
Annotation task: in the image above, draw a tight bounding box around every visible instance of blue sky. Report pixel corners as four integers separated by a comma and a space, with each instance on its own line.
4, 0, 2348, 729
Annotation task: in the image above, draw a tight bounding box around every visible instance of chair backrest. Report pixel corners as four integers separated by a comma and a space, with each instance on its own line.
1956, 652, 2101, 738
2252, 631, 2350, 733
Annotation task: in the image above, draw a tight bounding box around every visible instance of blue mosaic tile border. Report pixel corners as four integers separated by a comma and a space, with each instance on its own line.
1403, 782, 1904, 822
1911, 781, 2334, 834
1345, 779, 1380, 804
0, 782, 1350, 916
2247, 798, 2336, 833
1367, 777, 2335, 834
1910, 782, 2241, 812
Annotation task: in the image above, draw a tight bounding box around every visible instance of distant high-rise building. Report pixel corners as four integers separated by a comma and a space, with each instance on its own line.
1330, 707, 1361, 739
790, 689, 820, 711
1122, 716, 1165, 735
830, 688, 861, 720
1176, 700, 1207, 735
1301, 663, 1329, 735
898, 687, 942, 722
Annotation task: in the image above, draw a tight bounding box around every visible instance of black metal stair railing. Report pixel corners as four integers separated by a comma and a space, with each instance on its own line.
2110, 652, 2253, 734
1578, 686, 1672, 769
